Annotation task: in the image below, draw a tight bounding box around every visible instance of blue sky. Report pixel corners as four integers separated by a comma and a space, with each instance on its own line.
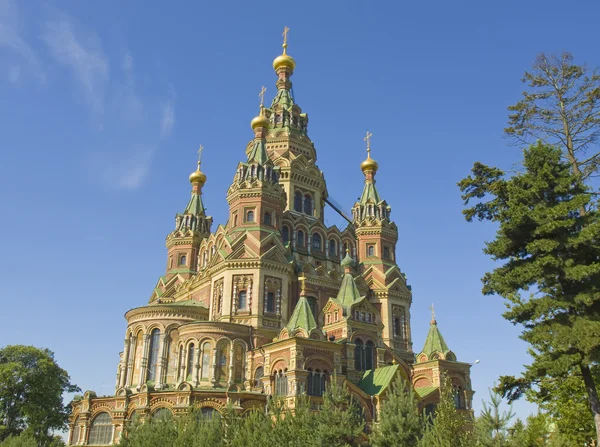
1, 0, 599, 423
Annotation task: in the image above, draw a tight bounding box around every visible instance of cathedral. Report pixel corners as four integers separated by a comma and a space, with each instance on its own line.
68, 29, 474, 446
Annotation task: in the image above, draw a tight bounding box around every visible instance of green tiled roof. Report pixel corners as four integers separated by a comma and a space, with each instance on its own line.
359, 181, 382, 205
420, 320, 450, 357
334, 272, 362, 311
358, 364, 400, 396
246, 139, 270, 166
286, 296, 317, 334
415, 385, 438, 399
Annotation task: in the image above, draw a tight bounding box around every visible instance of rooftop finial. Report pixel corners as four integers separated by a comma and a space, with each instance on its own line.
430, 303, 437, 324
197, 145, 204, 167
364, 131, 373, 157
259, 86, 266, 108
299, 276, 306, 295
282, 26, 290, 54
189, 145, 207, 186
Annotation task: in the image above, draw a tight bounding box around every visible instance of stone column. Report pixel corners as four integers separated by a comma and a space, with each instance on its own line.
276, 287, 282, 317
178, 347, 185, 384
211, 349, 218, 387
228, 344, 235, 386
193, 344, 201, 386
263, 287, 269, 314
154, 334, 168, 390
248, 278, 253, 314
232, 283, 238, 314
125, 336, 137, 388
118, 338, 129, 389
136, 334, 151, 390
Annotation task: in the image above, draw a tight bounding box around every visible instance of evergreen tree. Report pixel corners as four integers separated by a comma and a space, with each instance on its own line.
419, 377, 473, 447
475, 389, 515, 446
459, 142, 600, 445
370, 377, 424, 447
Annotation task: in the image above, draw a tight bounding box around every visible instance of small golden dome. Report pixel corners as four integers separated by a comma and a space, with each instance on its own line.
273, 44, 296, 72
251, 113, 270, 130
189, 162, 207, 185
360, 155, 379, 173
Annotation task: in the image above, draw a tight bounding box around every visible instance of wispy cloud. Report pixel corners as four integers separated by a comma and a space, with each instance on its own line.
0, 0, 44, 81
91, 145, 157, 191
160, 99, 175, 139
119, 51, 143, 124
42, 14, 108, 118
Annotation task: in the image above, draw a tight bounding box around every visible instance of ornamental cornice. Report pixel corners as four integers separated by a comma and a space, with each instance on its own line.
125, 306, 207, 323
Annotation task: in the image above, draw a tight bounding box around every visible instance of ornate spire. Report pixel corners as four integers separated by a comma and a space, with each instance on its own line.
353, 132, 390, 222
250, 86, 270, 133
273, 26, 296, 72
286, 276, 318, 335
420, 313, 452, 360
176, 146, 211, 233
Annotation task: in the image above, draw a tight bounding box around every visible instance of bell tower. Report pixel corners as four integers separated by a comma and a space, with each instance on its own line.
352, 133, 413, 359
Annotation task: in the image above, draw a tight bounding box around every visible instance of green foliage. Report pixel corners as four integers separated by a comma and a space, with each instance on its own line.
0, 345, 80, 445
419, 377, 474, 447
370, 377, 424, 447
475, 389, 515, 447
0, 431, 65, 447
505, 52, 600, 182
459, 141, 600, 445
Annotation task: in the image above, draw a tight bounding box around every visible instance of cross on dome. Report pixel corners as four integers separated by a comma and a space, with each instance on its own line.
259, 86, 266, 108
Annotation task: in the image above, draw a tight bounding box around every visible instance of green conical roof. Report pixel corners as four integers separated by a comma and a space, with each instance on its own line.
176, 192, 207, 232
286, 296, 317, 334
359, 180, 382, 205
271, 89, 295, 109
335, 272, 362, 310
420, 319, 451, 358
246, 139, 270, 166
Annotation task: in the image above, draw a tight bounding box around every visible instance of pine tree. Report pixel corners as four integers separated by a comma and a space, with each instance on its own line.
370, 377, 424, 447
475, 389, 515, 446
459, 141, 600, 445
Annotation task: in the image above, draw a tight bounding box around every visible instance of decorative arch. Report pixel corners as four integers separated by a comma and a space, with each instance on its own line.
270, 357, 289, 372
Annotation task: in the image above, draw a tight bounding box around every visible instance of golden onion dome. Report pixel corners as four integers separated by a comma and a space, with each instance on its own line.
273, 44, 296, 72
189, 162, 207, 185
251, 112, 270, 130
360, 154, 379, 173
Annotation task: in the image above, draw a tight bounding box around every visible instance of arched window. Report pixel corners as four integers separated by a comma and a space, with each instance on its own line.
201, 342, 211, 380
200, 407, 220, 419
238, 291, 247, 310
266, 292, 275, 313
454, 386, 464, 409
307, 368, 313, 395
177, 345, 184, 381
307, 369, 328, 396
365, 341, 375, 370
312, 233, 322, 250
354, 339, 364, 370
147, 329, 161, 381
234, 344, 245, 383
282, 225, 290, 244
179, 255, 187, 266
294, 191, 303, 212
88, 413, 112, 445
246, 210, 254, 223
303, 194, 313, 215
274, 370, 288, 396
186, 344, 195, 381
254, 366, 264, 387
71, 417, 81, 445
153, 408, 172, 421
329, 240, 337, 257
367, 245, 375, 257
264, 212, 272, 225
297, 230, 305, 249
217, 341, 230, 385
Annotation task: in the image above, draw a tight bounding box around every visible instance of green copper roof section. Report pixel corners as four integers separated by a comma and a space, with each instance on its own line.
415, 385, 438, 399
359, 180, 382, 205
271, 88, 295, 109
286, 296, 318, 334
358, 364, 400, 396
420, 320, 451, 357
335, 273, 362, 310
246, 139, 270, 166
340, 252, 355, 268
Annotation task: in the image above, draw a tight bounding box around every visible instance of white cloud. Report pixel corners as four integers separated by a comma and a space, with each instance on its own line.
160, 100, 175, 139
0, 0, 44, 81
8, 65, 20, 82
42, 15, 108, 118
118, 51, 143, 124
92, 145, 156, 191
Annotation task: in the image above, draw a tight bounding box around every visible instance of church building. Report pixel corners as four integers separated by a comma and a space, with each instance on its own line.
68, 29, 474, 446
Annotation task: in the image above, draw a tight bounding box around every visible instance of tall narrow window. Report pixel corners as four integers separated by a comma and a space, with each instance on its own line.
177, 345, 184, 381
234, 344, 245, 383
365, 341, 375, 370
312, 233, 322, 250
186, 344, 195, 381
238, 291, 247, 310
201, 342, 211, 379
147, 329, 161, 382
217, 342, 230, 384
367, 245, 375, 257
454, 387, 464, 409
88, 413, 112, 445
71, 417, 81, 445
246, 210, 254, 222
297, 230, 305, 248
179, 255, 187, 266
264, 212, 272, 225
266, 292, 275, 313
329, 240, 336, 257
383, 246, 390, 259
354, 339, 364, 370
303, 194, 313, 215
282, 226, 290, 244
393, 318, 400, 337
254, 366, 264, 388
294, 191, 303, 212
307, 368, 313, 395
274, 370, 288, 396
